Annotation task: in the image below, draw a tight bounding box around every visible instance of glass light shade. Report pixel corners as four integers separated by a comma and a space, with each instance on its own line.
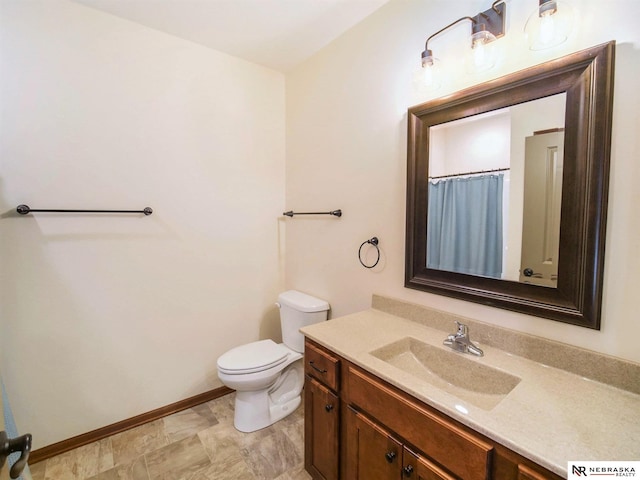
417, 52, 442, 90
524, 0, 574, 50
465, 30, 498, 73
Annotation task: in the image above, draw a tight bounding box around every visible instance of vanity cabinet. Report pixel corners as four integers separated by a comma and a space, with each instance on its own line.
345, 364, 491, 480
346, 406, 455, 480
304, 340, 341, 480
304, 338, 563, 480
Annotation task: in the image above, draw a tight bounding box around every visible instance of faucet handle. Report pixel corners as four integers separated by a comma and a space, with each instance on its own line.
445, 321, 484, 356
454, 321, 468, 336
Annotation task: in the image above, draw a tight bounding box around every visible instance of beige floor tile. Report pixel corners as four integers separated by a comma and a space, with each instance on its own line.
197, 421, 249, 476
240, 428, 303, 480
205, 394, 236, 424
43, 438, 113, 480
28, 393, 309, 480
188, 457, 257, 480
280, 408, 305, 461
163, 404, 219, 443
273, 464, 313, 480
110, 420, 169, 466
145, 434, 210, 480
198, 421, 241, 458
84, 456, 149, 480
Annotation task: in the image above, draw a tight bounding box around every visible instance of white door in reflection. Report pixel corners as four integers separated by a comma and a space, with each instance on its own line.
519, 130, 564, 287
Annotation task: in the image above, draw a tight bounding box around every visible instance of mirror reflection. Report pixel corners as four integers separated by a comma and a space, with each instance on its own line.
426, 93, 566, 287
406, 42, 614, 329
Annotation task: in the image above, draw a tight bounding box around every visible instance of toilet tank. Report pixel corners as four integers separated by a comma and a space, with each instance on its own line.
277, 290, 329, 353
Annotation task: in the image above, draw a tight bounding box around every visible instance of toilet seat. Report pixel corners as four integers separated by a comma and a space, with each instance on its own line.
217, 339, 292, 375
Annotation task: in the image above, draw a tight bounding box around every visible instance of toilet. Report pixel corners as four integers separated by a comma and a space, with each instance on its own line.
217, 290, 330, 432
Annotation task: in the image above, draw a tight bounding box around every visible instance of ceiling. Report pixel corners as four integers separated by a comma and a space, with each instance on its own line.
72, 0, 390, 72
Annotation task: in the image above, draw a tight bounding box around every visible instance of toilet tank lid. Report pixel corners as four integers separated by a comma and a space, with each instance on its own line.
278, 290, 330, 313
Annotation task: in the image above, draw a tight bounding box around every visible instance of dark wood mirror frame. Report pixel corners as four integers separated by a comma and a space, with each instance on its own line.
406, 41, 615, 329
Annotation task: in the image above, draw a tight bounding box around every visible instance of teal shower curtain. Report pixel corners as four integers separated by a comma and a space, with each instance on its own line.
427, 174, 504, 279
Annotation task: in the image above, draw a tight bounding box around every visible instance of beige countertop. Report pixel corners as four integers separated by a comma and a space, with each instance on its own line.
300, 303, 640, 477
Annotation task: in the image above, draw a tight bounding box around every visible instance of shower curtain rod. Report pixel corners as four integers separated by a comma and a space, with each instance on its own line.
16, 205, 153, 215
428, 167, 510, 180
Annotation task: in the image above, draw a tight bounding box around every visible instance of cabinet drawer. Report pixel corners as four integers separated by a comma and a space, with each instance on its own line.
346, 365, 493, 480
304, 340, 340, 391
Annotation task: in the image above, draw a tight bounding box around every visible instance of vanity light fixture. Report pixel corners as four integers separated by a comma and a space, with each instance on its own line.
524, 0, 575, 50
420, 0, 506, 85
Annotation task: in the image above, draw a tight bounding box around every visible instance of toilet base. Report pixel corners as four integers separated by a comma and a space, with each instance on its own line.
234, 391, 302, 433
232, 361, 303, 432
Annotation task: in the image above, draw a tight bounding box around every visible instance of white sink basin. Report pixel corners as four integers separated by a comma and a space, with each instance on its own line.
370, 337, 521, 410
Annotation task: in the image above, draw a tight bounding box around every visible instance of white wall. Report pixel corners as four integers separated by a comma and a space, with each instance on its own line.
0, 1, 285, 448
286, 0, 640, 363
429, 111, 510, 177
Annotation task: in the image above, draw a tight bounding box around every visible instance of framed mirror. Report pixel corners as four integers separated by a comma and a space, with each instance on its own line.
405, 41, 615, 329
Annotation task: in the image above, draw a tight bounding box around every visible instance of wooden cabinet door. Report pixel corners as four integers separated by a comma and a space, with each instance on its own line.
403, 447, 456, 480
345, 406, 402, 480
518, 464, 556, 480
305, 376, 339, 480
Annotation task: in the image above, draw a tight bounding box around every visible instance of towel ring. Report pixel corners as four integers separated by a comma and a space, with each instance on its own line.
358, 237, 380, 269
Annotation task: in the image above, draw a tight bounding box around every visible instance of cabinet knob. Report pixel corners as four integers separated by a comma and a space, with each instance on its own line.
385, 451, 397, 463
403, 465, 414, 477
325, 404, 334, 412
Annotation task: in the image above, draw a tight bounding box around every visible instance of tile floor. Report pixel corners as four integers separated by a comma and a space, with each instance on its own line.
28, 393, 312, 480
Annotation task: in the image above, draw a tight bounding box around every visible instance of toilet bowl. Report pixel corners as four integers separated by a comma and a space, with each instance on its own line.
217, 290, 330, 432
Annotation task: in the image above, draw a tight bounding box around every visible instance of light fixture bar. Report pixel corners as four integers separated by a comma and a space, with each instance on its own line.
421, 1, 506, 58
423, 16, 475, 56
472, 2, 506, 37
418, 0, 507, 85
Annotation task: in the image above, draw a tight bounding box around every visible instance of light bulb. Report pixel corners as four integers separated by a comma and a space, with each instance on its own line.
524, 0, 574, 50
417, 49, 442, 90
466, 29, 497, 73
473, 37, 488, 69
539, 11, 555, 45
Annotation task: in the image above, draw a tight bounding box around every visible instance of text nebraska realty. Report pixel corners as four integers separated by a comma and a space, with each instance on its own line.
573, 465, 636, 477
